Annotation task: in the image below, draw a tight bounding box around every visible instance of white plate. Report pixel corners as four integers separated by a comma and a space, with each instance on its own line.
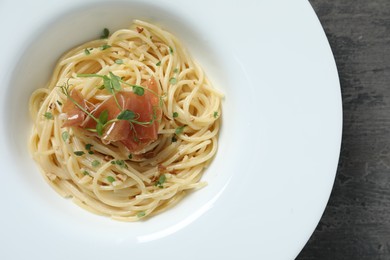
0, 0, 341, 259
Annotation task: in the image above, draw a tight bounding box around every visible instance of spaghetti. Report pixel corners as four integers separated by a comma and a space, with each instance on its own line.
29, 20, 222, 221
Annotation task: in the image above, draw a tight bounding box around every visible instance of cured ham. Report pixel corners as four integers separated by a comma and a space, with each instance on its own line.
62, 78, 161, 153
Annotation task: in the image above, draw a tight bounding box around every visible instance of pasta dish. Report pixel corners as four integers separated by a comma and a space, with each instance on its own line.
29, 20, 222, 221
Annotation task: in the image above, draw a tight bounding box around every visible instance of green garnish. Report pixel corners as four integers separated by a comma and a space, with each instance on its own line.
115, 59, 123, 64
155, 174, 166, 188
137, 211, 146, 218
110, 160, 127, 168
213, 111, 219, 118
74, 151, 85, 156
62, 131, 69, 142
173, 68, 179, 73
43, 112, 53, 120
94, 109, 109, 136
96, 123, 104, 136
115, 160, 126, 168
84, 48, 90, 55
171, 135, 177, 142
172, 112, 179, 118
61, 72, 162, 139
107, 72, 122, 98
100, 28, 109, 39
85, 144, 93, 151
156, 61, 161, 66
117, 109, 136, 121
106, 176, 115, 183
175, 125, 186, 135
132, 85, 144, 96
101, 44, 111, 50
128, 154, 133, 160
82, 170, 90, 176
57, 100, 62, 106
99, 110, 109, 125
169, 46, 173, 54
169, 77, 177, 84
91, 160, 100, 167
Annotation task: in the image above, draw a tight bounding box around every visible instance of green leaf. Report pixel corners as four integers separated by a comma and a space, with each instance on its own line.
175, 125, 186, 135
137, 211, 146, 218
85, 144, 93, 151
172, 112, 178, 118
96, 123, 104, 136
213, 111, 219, 118
169, 77, 177, 84
173, 68, 179, 73
132, 85, 144, 96
128, 154, 133, 159
169, 46, 173, 54
103, 76, 114, 93
171, 135, 177, 142
57, 100, 63, 106
84, 48, 90, 55
106, 176, 115, 183
92, 160, 100, 167
101, 44, 111, 50
99, 110, 109, 125
109, 72, 121, 91
44, 112, 53, 119
100, 28, 109, 39
114, 160, 126, 168
62, 131, 69, 142
156, 61, 161, 66
115, 59, 123, 64
155, 174, 166, 188
82, 170, 90, 176
74, 151, 85, 156
117, 109, 136, 121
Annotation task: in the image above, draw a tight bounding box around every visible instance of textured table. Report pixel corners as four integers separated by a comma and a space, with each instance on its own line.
297, 0, 390, 259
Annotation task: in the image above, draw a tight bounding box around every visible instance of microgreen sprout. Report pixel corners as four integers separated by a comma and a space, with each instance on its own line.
92, 160, 100, 167
169, 77, 177, 84
137, 211, 146, 218
85, 144, 94, 154
100, 28, 109, 39
74, 151, 85, 156
101, 44, 111, 50
155, 174, 166, 188
106, 176, 115, 183
44, 112, 53, 120
62, 131, 69, 142
61, 72, 163, 138
175, 125, 186, 135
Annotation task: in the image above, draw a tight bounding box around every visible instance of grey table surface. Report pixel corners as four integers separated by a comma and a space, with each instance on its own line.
297, 0, 390, 259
